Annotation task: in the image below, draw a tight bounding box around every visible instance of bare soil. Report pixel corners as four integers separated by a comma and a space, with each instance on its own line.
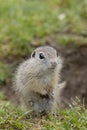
55, 44, 87, 108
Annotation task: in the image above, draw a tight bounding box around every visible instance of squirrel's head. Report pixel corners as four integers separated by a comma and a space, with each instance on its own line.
30, 46, 62, 76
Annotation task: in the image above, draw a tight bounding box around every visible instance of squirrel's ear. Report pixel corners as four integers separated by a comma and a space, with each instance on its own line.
57, 51, 58, 57
31, 51, 36, 58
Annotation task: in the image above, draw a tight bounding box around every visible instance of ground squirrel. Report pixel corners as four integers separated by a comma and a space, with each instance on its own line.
14, 46, 64, 115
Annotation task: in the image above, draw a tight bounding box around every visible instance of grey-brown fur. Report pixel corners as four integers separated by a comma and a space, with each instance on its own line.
14, 46, 63, 115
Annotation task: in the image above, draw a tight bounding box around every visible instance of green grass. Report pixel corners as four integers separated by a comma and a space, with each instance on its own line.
0, 99, 87, 130
0, 0, 87, 48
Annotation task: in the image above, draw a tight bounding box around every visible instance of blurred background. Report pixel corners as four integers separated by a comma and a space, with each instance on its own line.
0, 0, 87, 107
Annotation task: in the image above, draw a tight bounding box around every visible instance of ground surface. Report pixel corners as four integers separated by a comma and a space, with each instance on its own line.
0, 0, 87, 129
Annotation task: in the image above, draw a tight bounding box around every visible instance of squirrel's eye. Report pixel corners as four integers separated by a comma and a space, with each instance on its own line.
32, 51, 36, 58
39, 53, 45, 59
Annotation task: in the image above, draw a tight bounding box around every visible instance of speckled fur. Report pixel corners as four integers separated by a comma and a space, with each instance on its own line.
14, 46, 63, 115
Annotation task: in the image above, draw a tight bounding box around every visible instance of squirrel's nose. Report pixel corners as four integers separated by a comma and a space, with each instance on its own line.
50, 61, 57, 68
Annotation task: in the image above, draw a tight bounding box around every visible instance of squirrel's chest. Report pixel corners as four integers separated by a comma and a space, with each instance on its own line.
27, 75, 53, 95
36, 74, 53, 87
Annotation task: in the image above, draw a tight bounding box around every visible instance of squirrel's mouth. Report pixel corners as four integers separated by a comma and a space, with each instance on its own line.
48, 64, 57, 70
48, 67, 56, 71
